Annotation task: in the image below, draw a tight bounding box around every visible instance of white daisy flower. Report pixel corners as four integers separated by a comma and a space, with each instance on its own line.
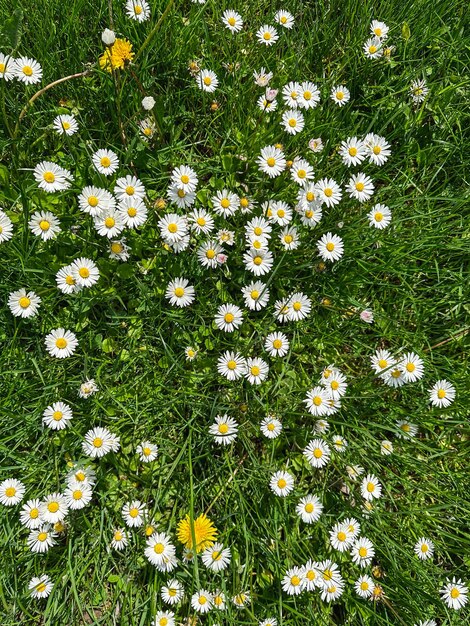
202, 543, 231, 571
209, 415, 238, 445
93, 206, 125, 238
165, 278, 195, 307
171, 165, 198, 193
304, 386, 330, 416
364, 133, 391, 165
410, 79, 429, 104
315, 178, 342, 207
197, 239, 224, 268
320, 580, 344, 602
275, 10, 294, 28
308, 137, 324, 152
282, 109, 304, 135
253, 67, 273, 87
290, 158, 314, 184
330, 522, 354, 552
111, 528, 128, 551
197, 69, 219, 92
53, 114, 78, 136
122, 500, 146, 527
8, 288, 41, 318
330, 85, 350, 106
33, 161, 72, 192
28, 525, 57, 553
265, 332, 289, 357
339, 137, 367, 167
14, 56, 43, 84
296, 494, 323, 523
137, 441, 158, 462
158, 213, 188, 243
368, 203, 391, 229
282, 567, 305, 595
396, 419, 418, 439
0, 53, 16, 81
114, 175, 146, 202
126, 0, 150, 22
243, 248, 274, 276
117, 197, 148, 228
269, 470, 294, 496
92, 149, 119, 175
414, 537, 434, 560
260, 415, 282, 439
399, 351, 424, 382
215, 303, 243, 332
271, 201, 292, 226
346, 172, 375, 202
71, 257, 100, 288
233, 591, 250, 608
381, 440, 393, 455
64, 480, 93, 510
364, 37, 382, 59
440, 578, 468, 610
78, 186, 115, 217
154, 611, 175, 626
286, 292, 311, 321
0, 211, 14, 243
257, 94, 278, 113
298, 81, 320, 109
370, 348, 395, 375
257, 145, 286, 178
44, 328, 78, 359
383, 365, 407, 387
212, 189, 239, 217
282, 81, 302, 108
222, 9, 243, 32
260, 619, 278, 626
20, 499, 43, 529
29, 210, 61, 240
188, 209, 214, 235
42, 401, 73, 430
82, 426, 119, 458
280, 226, 300, 250
332, 435, 348, 452
40, 493, 68, 524
428, 380, 456, 408
161, 579, 184, 605
304, 438, 331, 468
323, 371, 347, 400
78, 379, 99, 399
0, 479, 25, 506
361, 474, 382, 501
256, 25, 279, 45
217, 351, 247, 381
29, 574, 54, 599
191, 590, 213, 613
245, 357, 269, 385
317, 232, 344, 262
355, 575, 374, 598
370, 20, 389, 39
167, 184, 196, 209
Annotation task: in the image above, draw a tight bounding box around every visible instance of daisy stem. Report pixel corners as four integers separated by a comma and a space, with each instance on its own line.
132, 0, 175, 65
13, 70, 91, 138
187, 430, 200, 587
0, 82, 13, 139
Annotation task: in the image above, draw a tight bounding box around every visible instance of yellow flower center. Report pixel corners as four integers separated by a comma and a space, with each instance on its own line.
324, 188, 333, 197
293, 301, 302, 311
359, 547, 368, 557
39, 220, 50, 231
240, 197, 249, 207
220, 198, 230, 209
55, 338, 67, 349
263, 32, 271, 40
313, 396, 322, 406
174, 287, 185, 298
305, 503, 314, 513
93, 437, 103, 448
218, 423, 229, 434
266, 157, 276, 168
75, 471, 85, 481
336, 91, 344, 100
451, 588, 460, 599
125, 186, 135, 195
199, 596, 207, 605
306, 191, 315, 202
349, 147, 357, 156
369, 45, 377, 53
134, 5, 143, 15
65, 275, 75, 285
313, 448, 323, 458
168, 223, 178, 233
36, 582, 47, 593
38, 532, 48, 542
129, 508, 139, 518
23, 65, 33, 76
143, 127, 152, 137
100, 156, 111, 167
306, 570, 316, 581
326, 242, 335, 252
253, 256, 263, 265
437, 389, 446, 399
114, 531, 123, 541
0, 63, 5, 73
366, 482, 375, 492
406, 363, 416, 372
53, 411, 63, 421
277, 209, 285, 218
143, 447, 152, 456
62, 121, 71, 130
227, 360, 237, 370
228, 17, 236, 26
421, 544, 428, 552
401, 423, 410, 432
373, 146, 382, 154
79, 267, 90, 278
203, 76, 212, 86
30, 508, 39, 518
337, 531, 347, 542
73, 490, 82, 500
303, 90, 311, 100
5, 487, 16, 497
267, 423, 275, 431
288, 118, 297, 127
273, 339, 283, 349
281, 16, 287, 23
224, 312, 234, 323
284, 234, 293, 244
331, 381, 339, 390
105, 217, 115, 228
206, 249, 215, 259
277, 478, 287, 488
360, 581, 369, 590
250, 365, 260, 376
127, 206, 138, 218
88, 196, 99, 207
159, 619, 168, 626
374, 28, 382, 36
355, 182, 365, 191
378, 359, 388, 368
19, 296, 31, 308
154, 543, 164, 554
375, 212, 383, 222
47, 502, 59, 513
291, 575, 301, 586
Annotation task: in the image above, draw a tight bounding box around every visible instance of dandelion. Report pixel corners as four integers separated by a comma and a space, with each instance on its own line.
177, 513, 217, 552
99, 38, 134, 72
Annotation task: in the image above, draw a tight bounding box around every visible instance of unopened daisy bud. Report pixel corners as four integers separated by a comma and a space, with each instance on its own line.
141, 96, 155, 111
101, 29, 116, 46
265, 88, 278, 102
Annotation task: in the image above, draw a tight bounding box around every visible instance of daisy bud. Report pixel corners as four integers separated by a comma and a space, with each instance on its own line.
101, 29, 116, 46
217, 253, 228, 264
141, 96, 155, 111
265, 88, 278, 102
360, 309, 374, 324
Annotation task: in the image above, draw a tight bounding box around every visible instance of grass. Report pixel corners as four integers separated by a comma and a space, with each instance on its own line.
0, 0, 469, 624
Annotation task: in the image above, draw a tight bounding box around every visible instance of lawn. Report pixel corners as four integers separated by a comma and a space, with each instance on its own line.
0, 0, 469, 625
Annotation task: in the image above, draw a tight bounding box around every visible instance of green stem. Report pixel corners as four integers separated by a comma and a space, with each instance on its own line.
187, 429, 200, 587
0, 81, 13, 139
133, 0, 175, 64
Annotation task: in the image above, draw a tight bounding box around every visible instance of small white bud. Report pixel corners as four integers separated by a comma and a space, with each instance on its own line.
142, 96, 155, 111
101, 29, 116, 46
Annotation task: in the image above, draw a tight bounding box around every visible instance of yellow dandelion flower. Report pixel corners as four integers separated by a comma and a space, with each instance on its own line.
99, 39, 134, 72
177, 513, 217, 553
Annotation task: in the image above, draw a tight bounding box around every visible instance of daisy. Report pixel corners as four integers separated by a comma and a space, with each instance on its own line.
309, 137, 324, 152
0, 211, 14, 243
137, 441, 158, 462
28, 525, 57, 553
269, 470, 294, 496
323, 371, 347, 400
440, 578, 468, 610
8, 288, 41, 318
158, 213, 188, 243
282, 109, 304, 135
256, 25, 279, 46
415, 621, 437, 626
0, 53, 16, 81
239, 195, 255, 213
154, 612, 175, 626
365, 134, 391, 166
396, 419, 418, 439
383, 366, 407, 387
258, 94, 278, 113
414, 537, 434, 560
299, 81, 320, 109
126, 0, 150, 21
260, 415, 283, 439
351, 537, 375, 567
161, 579, 184, 605
167, 184, 196, 209
212, 590, 226, 610
93, 207, 125, 238
257, 145, 286, 178
282, 567, 305, 595
209, 415, 238, 445
317, 232, 344, 262
222, 9, 243, 32
304, 386, 330, 416
171, 167, 198, 195
245, 357, 269, 385
291, 158, 314, 185
428, 379, 456, 408
215, 303, 243, 332
53, 114, 78, 136
66, 465, 96, 487
191, 590, 213, 614
217, 350, 247, 381
339, 137, 367, 167
370, 348, 395, 375
330, 522, 354, 552
20, 499, 43, 529
187, 209, 213, 235
368, 204, 392, 229
82, 426, 118, 458
304, 438, 331, 469
364, 37, 382, 59
280, 226, 300, 250
315, 178, 342, 207
197, 239, 224, 268
321, 580, 344, 602
92, 149, 119, 175
355, 575, 374, 599
78, 186, 115, 216
45, 328, 78, 359
246, 216, 272, 240
33, 161, 72, 192
240, 281, 269, 312
202, 543, 231, 571
346, 465, 365, 481
212, 189, 239, 217
111, 528, 128, 550
29, 210, 61, 240
381, 440, 393, 455
370, 20, 389, 39
271, 201, 292, 226
410, 79, 429, 104
286, 292, 311, 321
275, 10, 294, 28
40, 493, 68, 524
78, 379, 99, 399
0, 478, 25, 506
114, 175, 146, 202
233, 591, 250, 608
332, 435, 348, 452
282, 81, 302, 108
296, 494, 323, 523
253, 67, 273, 87
346, 173, 375, 202
265, 332, 289, 357
361, 474, 382, 501
165, 278, 195, 307
64, 481, 93, 510
260, 619, 278, 626
399, 352, 425, 382
331, 85, 350, 106
122, 500, 146, 527
14, 56, 42, 84
29, 574, 54, 599
42, 401, 73, 430
243, 248, 274, 276
197, 69, 218, 93
71, 257, 100, 288
145, 531, 176, 567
